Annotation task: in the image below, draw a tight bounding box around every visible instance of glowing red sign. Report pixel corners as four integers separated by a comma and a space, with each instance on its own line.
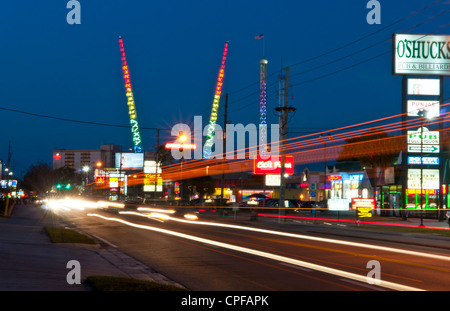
253, 156, 294, 175
165, 143, 197, 150
327, 175, 342, 181
351, 198, 375, 209
53, 153, 62, 161
95, 176, 106, 185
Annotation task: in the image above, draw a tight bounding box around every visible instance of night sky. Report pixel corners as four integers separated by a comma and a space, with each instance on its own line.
1, 0, 449, 177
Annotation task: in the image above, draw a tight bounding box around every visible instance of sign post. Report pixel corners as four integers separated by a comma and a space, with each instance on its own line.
394, 33, 448, 218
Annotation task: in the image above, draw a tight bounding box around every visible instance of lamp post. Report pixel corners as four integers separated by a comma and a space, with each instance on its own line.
82, 166, 90, 193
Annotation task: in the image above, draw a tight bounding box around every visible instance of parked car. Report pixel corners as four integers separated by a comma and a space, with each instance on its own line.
264, 199, 299, 208
238, 193, 269, 207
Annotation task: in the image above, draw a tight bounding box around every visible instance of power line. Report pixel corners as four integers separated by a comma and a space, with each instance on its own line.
224, 0, 445, 101
0, 106, 168, 131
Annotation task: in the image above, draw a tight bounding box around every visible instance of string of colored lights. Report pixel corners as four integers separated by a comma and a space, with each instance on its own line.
203, 41, 229, 159
119, 36, 143, 153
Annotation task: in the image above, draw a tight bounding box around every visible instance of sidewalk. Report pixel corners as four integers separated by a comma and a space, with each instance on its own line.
0, 204, 183, 291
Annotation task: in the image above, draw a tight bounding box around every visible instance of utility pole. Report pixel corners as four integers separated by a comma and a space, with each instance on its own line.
154, 129, 160, 200
220, 93, 228, 207
276, 67, 295, 220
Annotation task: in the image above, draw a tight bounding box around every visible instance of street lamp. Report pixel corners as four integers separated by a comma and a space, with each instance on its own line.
82, 166, 90, 192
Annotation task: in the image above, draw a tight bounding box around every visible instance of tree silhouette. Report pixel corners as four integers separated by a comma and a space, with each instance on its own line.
337, 127, 401, 191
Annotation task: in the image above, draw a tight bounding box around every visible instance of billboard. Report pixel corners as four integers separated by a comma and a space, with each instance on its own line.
115, 153, 144, 170
253, 155, 294, 175
393, 34, 450, 76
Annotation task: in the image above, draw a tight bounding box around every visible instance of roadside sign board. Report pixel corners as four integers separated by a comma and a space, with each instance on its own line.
407, 128, 439, 145
351, 198, 375, 218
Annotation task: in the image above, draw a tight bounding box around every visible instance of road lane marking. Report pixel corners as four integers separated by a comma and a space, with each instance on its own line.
88, 213, 425, 291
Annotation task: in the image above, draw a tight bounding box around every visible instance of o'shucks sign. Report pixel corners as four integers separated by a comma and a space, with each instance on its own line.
393, 33, 450, 76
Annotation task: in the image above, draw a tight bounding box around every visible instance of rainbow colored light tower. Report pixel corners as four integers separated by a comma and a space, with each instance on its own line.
119, 36, 143, 153
203, 41, 229, 158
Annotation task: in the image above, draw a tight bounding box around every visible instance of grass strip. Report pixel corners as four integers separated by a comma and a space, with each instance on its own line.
44, 226, 96, 244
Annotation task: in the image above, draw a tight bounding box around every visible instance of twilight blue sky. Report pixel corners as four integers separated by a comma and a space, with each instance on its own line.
0, 0, 449, 176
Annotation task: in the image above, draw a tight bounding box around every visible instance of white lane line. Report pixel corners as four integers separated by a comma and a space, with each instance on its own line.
88, 213, 425, 291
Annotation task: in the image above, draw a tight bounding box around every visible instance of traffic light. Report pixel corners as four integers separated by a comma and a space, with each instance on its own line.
55, 183, 71, 190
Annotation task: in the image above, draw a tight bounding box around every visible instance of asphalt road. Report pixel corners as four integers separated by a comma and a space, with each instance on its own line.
49, 201, 450, 291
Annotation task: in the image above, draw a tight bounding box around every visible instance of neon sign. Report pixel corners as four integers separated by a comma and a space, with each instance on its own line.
253, 155, 294, 175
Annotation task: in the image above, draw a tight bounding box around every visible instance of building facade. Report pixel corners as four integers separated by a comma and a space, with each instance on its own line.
52, 144, 122, 172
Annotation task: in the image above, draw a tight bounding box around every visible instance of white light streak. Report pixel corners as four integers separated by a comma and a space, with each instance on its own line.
118, 211, 450, 263
88, 213, 425, 291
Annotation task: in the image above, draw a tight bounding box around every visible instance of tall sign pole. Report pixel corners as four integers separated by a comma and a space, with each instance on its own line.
393, 33, 449, 223
204, 42, 229, 159
119, 36, 143, 153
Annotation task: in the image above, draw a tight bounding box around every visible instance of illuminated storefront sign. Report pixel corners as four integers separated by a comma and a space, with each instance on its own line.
253, 155, 294, 175
265, 174, 280, 186
406, 189, 435, 195
407, 169, 439, 189
351, 198, 375, 218
328, 198, 350, 211
327, 175, 342, 181
407, 156, 439, 165
165, 143, 197, 150
407, 127, 439, 145
95, 176, 106, 185
393, 34, 450, 76
407, 78, 441, 95
407, 100, 440, 117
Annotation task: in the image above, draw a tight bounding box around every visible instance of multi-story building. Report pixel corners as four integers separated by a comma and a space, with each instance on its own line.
52, 144, 122, 172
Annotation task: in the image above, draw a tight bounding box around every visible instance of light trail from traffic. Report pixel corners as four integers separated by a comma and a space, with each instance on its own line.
118, 210, 450, 262
87, 212, 424, 291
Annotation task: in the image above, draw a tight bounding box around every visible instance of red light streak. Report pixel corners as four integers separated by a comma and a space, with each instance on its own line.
258, 214, 450, 230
